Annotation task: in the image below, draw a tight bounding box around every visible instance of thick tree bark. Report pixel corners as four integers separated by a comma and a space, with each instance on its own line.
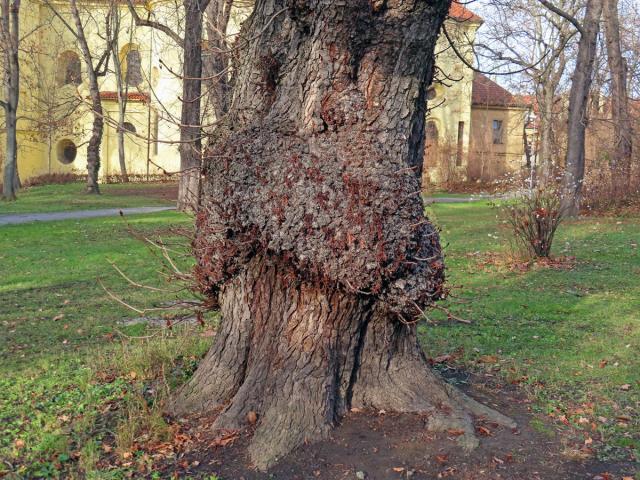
70, 0, 104, 194
172, 0, 515, 469
562, 0, 603, 216
177, 0, 211, 211
1, 0, 21, 201
603, 0, 632, 195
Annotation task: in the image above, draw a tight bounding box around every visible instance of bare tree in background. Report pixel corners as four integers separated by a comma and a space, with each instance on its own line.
476, 0, 579, 182
0, 0, 21, 201
539, 0, 604, 215
603, 0, 633, 195
128, 0, 237, 211
45, 0, 112, 193
107, 1, 131, 182
203, 0, 234, 120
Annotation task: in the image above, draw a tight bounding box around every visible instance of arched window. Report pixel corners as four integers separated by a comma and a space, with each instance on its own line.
120, 44, 142, 87
123, 122, 137, 134
57, 51, 82, 86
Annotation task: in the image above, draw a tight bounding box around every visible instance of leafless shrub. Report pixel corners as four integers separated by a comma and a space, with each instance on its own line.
499, 186, 565, 258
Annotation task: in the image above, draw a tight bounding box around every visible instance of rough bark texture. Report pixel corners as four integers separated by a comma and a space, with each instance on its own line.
1, 0, 21, 201
172, 0, 515, 470
562, 0, 603, 216
603, 0, 632, 194
177, 0, 211, 211
70, 0, 104, 194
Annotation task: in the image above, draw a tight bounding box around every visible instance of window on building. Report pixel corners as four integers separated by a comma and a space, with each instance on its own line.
492, 119, 504, 144
56, 139, 77, 164
121, 44, 143, 87
123, 122, 137, 134
456, 121, 465, 166
57, 51, 82, 86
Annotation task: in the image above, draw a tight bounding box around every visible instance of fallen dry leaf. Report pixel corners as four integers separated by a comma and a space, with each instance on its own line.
246, 411, 258, 424
437, 467, 457, 478
477, 426, 492, 437
435, 454, 448, 464
447, 429, 465, 436
620, 384, 631, 391
432, 354, 452, 364
478, 355, 499, 364
210, 431, 239, 447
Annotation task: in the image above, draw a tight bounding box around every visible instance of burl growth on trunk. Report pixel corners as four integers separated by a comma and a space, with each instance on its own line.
170, 0, 515, 470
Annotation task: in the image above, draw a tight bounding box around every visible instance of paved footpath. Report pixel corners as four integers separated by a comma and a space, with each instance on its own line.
423, 196, 495, 203
0, 206, 175, 226
0, 195, 499, 227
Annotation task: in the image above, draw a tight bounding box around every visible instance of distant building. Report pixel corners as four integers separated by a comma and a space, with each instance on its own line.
422, 6, 530, 187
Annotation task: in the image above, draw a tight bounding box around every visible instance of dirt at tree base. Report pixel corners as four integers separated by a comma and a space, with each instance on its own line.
161, 378, 637, 480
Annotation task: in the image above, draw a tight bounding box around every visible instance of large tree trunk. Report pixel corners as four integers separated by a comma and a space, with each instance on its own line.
1, 0, 20, 201
70, 0, 104, 194
171, 0, 515, 470
562, 0, 603, 216
177, 0, 211, 211
603, 0, 632, 196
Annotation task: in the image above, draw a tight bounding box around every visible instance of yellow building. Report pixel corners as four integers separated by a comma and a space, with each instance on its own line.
422, 6, 530, 187
1, 0, 229, 182
2, 2, 526, 187
468, 73, 530, 182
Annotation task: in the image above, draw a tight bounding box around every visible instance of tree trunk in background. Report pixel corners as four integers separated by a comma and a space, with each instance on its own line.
171, 0, 515, 470
204, 0, 233, 119
177, 0, 211, 211
538, 83, 555, 179
603, 0, 632, 195
70, 0, 104, 194
562, 0, 603, 216
109, 8, 131, 183
537, 53, 566, 183
1, 0, 21, 201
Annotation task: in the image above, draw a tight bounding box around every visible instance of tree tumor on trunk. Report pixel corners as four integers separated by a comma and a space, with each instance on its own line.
170, 0, 515, 470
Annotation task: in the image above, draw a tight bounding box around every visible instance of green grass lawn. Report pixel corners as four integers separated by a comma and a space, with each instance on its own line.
422, 201, 639, 464
0, 183, 175, 215
0, 200, 638, 478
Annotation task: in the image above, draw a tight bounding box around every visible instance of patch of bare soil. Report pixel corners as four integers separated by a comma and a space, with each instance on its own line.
156, 376, 637, 480
116, 183, 178, 202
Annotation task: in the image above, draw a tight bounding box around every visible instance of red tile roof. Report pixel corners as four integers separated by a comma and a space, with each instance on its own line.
448, 2, 483, 23
99, 91, 150, 102
472, 73, 527, 108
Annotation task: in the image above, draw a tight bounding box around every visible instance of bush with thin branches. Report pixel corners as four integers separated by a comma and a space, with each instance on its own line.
500, 187, 565, 258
